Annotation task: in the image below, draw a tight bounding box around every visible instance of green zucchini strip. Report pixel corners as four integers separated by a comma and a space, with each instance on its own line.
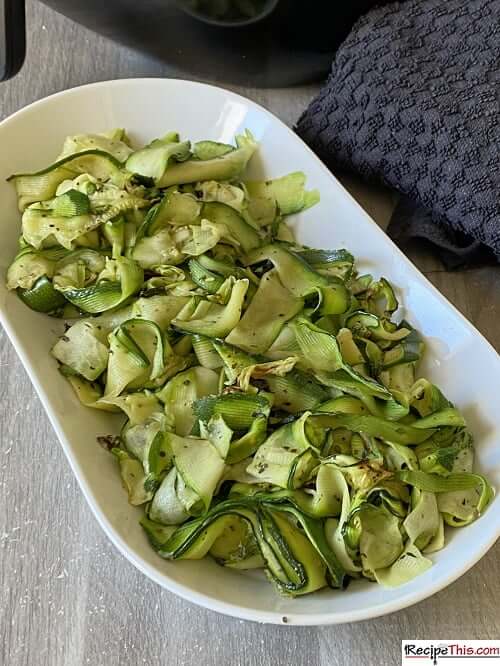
149, 495, 344, 595
211, 338, 328, 411
157, 131, 257, 188
157, 366, 219, 436
9, 149, 126, 211
105, 318, 167, 396
172, 277, 248, 337
374, 543, 432, 588
312, 413, 435, 446
56, 257, 143, 314
296, 248, 355, 281
247, 413, 319, 489
245, 244, 350, 315
244, 172, 319, 216
126, 138, 192, 182
293, 318, 392, 401
196, 180, 245, 214
201, 202, 260, 253
52, 320, 109, 381
399, 470, 494, 525
226, 270, 304, 353
17, 275, 67, 313
57, 129, 132, 162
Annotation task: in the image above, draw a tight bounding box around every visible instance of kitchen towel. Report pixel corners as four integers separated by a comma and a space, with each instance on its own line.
295, 0, 500, 267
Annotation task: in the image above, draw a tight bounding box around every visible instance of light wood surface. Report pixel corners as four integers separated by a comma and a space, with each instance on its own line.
1, 3, 499, 665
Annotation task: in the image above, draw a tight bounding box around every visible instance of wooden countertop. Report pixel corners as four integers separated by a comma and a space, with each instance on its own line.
1, 3, 499, 664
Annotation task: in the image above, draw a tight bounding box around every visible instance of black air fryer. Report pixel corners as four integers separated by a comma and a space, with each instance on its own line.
1, 0, 394, 84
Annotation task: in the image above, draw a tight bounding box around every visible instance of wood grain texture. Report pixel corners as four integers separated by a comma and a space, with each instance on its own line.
1, 3, 499, 665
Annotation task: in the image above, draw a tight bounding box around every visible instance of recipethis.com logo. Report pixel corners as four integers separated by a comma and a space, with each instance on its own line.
402, 641, 500, 666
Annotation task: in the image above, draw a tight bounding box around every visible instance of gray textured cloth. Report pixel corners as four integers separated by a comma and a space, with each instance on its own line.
295, 0, 500, 267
